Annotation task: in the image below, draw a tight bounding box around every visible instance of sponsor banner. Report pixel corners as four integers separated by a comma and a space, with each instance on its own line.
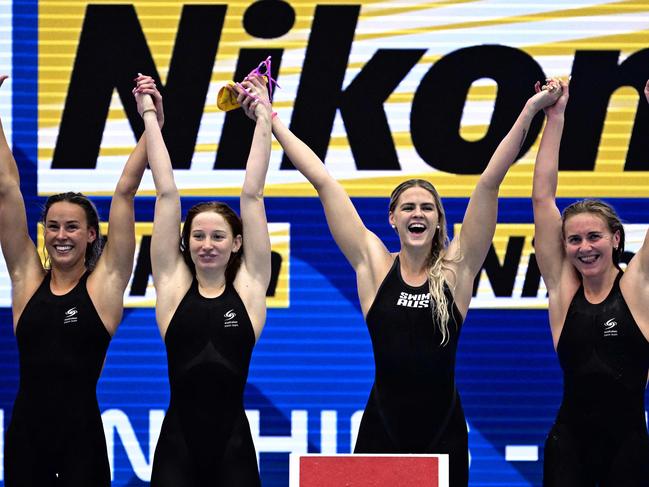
36, 0, 649, 197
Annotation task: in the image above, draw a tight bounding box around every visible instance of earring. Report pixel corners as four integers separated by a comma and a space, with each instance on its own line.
391, 224, 396, 230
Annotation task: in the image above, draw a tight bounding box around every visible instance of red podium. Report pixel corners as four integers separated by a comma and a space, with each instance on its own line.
289, 454, 449, 487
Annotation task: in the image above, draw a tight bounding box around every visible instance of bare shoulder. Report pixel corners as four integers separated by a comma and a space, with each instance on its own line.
444, 232, 476, 281
356, 249, 395, 317
619, 263, 649, 342
233, 275, 267, 341
153, 265, 194, 332
354, 231, 392, 289
440, 250, 471, 318
11, 266, 47, 328
545, 265, 581, 347
233, 262, 267, 306
86, 255, 128, 295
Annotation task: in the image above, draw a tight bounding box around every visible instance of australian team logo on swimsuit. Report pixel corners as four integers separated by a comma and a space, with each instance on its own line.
603, 318, 618, 337
64, 306, 79, 325
224, 309, 239, 328
396, 292, 430, 309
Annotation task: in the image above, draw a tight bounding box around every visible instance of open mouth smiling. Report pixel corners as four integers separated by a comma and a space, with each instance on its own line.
408, 223, 426, 234
578, 254, 599, 264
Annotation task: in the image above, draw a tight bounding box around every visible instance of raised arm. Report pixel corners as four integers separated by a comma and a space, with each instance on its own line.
621, 80, 649, 342
531, 80, 571, 293
448, 81, 563, 311
234, 76, 272, 291
630, 80, 649, 278
0, 76, 44, 326
88, 76, 164, 333
271, 116, 388, 273
134, 76, 189, 332
226, 77, 273, 338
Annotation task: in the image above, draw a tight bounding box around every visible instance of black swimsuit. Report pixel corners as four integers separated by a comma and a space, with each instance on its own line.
150, 279, 260, 487
354, 257, 468, 486
5, 272, 111, 486
544, 272, 649, 486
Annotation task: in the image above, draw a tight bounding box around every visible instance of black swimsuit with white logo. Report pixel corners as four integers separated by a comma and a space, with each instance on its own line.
151, 279, 260, 487
5, 271, 111, 486
355, 256, 468, 486
544, 272, 649, 486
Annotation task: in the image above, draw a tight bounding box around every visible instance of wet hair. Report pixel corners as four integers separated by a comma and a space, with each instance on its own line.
389, 179, 457, 345
180, 202, 243, 283
561, 199, 625, 267
42, 192, 103, 271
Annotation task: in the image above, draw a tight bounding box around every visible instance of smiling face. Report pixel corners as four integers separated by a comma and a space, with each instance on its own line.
188, 211, 242, 273
563, 212, 620, 278
389, 186, 440, 249
44, 201, 97, 270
